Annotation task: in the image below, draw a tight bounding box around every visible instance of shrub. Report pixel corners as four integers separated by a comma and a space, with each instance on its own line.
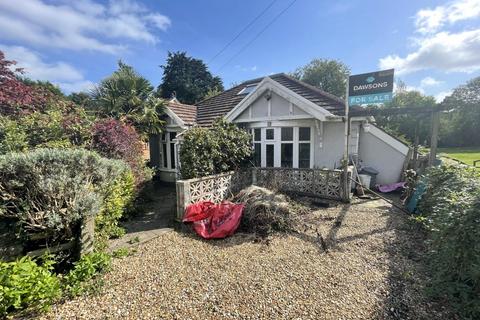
0, 108, 92, 153
62, 252, 111, 297
180, 118, 252, 179
95, 170, 135, 250
91, 118, 151, 186
0, 255, 61, 316
0, 148, 132, 242
417, 165, 480, 318
0, 116, 28, 153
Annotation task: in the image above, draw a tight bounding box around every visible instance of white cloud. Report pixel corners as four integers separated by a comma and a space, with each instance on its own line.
434, 90, 452, 102
146, 14, 172, 31
420, 76, 443, 87
379, 30, 480, 74
57, 80, 96, 94
0, 45, 93, 94
0, 0, 171, 54
380, 0, 480, 76
415, 0, 480, 34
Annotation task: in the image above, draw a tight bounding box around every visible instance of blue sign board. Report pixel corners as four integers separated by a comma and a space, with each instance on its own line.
348, 69, 394, 107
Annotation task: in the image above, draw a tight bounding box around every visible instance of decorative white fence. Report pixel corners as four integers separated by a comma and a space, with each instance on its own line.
176, 168, 350, 221
176, 171, 252, 220
253, 168, 347, 200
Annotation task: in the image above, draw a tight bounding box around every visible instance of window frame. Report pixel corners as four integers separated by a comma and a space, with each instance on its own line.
159, 130, 179, 171
252, 125, 314, 169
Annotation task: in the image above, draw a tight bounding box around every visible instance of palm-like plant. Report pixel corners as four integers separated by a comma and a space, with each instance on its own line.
91, 61, 165, 136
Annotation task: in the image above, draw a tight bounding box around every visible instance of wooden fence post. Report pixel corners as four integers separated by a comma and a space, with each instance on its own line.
429, 110, 440, 166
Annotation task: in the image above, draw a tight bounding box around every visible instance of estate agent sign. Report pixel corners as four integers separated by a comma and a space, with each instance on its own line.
348, 69, 394, 106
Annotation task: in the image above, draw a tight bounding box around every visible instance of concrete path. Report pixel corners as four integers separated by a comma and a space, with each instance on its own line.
110, 182, 176, 251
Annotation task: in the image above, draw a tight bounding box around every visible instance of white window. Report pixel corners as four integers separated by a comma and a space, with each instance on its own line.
252, 126, 313, 169
160, 131, 178, 170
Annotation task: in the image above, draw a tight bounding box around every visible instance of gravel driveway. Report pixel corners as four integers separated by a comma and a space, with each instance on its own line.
42, 198, 450, 319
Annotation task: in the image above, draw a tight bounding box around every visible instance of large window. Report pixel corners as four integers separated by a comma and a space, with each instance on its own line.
252, 126, 313, 169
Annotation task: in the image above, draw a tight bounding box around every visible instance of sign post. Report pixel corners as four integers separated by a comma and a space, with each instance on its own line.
343, 69, 394, 201
343, 78, 350, 202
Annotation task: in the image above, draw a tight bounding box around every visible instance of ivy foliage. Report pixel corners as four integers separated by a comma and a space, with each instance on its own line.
417, 165, 480, 318
179, 118, 252, 179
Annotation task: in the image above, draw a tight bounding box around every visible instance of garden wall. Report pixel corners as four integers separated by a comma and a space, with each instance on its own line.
176, 168, 350, 220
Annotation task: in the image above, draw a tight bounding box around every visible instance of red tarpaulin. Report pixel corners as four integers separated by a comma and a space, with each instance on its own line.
182, 201, 245, 239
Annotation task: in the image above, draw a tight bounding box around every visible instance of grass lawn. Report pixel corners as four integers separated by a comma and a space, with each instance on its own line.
438, 147, 480, 166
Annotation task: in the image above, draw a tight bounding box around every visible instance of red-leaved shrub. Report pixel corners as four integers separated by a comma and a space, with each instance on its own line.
91, 118, 149, 186
0, 51, 50, 116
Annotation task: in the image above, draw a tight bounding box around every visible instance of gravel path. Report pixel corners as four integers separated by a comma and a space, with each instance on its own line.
42, 198, 449, 319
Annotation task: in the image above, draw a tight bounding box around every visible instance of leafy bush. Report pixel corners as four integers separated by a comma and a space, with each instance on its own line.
179, 118, 252, 179
0, 108, 92, 153
417, 165, 480, 318
0, 148, 132, 241
95, 170, 135, 250
0, 116, 28, 153
0, 256, 61, 316
62, 252, 111, 297
91, 118, 151, 186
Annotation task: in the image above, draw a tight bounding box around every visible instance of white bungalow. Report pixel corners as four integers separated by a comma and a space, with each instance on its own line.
150, 73, 409, 185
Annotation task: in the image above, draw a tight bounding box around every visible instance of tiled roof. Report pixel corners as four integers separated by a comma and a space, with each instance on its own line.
167, 101, 197, 125
194, 73, 346, 127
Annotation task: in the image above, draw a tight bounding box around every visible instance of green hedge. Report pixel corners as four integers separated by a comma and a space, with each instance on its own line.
417, 165, 480, 318
0, 148, 134, 244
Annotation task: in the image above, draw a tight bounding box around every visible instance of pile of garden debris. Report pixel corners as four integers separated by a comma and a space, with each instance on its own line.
233, 186, 309, 238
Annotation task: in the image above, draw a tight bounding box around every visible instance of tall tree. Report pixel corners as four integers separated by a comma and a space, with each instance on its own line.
91, 61, 165, 136
440, 77, 480, 147
158, 51, 224, 104
292, 58, 350, 98
375, 82, 436, 145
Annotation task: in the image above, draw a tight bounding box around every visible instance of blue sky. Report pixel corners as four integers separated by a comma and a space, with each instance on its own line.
1, 0, 479, 102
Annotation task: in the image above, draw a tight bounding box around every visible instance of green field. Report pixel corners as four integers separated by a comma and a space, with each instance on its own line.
438, 147, 480, 166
